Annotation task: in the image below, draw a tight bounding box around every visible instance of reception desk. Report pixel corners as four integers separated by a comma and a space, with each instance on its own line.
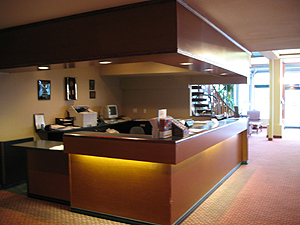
63, 118, 248, 225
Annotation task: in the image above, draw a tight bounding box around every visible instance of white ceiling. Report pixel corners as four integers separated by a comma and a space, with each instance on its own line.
0, 0, 299, 53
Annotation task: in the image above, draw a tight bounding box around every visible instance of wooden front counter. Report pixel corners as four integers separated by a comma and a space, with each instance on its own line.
13, 140, 70, 205
63, 118, 248, 225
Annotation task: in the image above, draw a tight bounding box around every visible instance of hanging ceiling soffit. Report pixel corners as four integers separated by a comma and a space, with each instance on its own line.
0, 0, 250, 83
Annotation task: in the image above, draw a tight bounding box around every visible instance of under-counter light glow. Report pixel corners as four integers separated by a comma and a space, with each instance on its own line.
72, 154, 166, 172
99, 61, 112, 65
180, 62, 193, 66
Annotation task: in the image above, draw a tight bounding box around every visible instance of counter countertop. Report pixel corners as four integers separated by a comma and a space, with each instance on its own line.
63, 117, 248, 164
64, 118, 242, 143
13, 140, 64, 151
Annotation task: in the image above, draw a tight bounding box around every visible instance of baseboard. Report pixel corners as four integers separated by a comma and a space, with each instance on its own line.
28, 193, 70, 206
71, 207, 157, 225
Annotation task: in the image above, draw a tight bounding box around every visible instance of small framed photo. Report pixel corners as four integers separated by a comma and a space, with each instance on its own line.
34, 113, 45, 130
38, 80, 51, 100
89, 79, 95, 90
90, 91, 96, 99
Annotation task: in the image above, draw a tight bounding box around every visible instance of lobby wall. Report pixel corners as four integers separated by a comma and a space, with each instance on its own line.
121, 76, 191, 119
0, 66, 121, 141
0, 67, 194, 141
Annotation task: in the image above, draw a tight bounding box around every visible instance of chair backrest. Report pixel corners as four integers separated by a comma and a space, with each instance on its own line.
129, 126, 145, 134
247, 110, 260, 121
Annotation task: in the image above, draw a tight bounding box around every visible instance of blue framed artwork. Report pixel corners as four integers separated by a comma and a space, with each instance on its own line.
38, 80, 51, 100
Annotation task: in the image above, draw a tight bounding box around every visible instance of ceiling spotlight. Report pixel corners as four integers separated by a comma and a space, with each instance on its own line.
99, 61, 112, 65
204, 68, 213, 72
180, 62, 193, 66
220, 72, 228, 76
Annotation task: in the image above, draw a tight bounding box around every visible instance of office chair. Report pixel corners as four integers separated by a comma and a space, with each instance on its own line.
247, 110, 263, 134
129, 126, 145, 134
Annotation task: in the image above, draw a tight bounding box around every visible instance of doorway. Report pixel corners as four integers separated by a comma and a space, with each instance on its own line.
284, 86, 300, 128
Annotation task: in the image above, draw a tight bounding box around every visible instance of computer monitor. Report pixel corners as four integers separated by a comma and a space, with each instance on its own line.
104, 105, 118, 119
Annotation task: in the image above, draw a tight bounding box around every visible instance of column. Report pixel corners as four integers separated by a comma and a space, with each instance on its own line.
268, 59, 283, 140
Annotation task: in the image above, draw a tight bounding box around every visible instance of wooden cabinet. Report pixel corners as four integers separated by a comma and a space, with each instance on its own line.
13, 140, 70, 205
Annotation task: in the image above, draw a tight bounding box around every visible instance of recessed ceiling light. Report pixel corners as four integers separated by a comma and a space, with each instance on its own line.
99, 61, 112, 65
38, 66, 50, 70
180, 62, 193, 66
220, 72, 228, 76
204, 68, 213, 72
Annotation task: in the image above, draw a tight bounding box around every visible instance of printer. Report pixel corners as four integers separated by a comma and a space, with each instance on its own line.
68, 106, 97, 127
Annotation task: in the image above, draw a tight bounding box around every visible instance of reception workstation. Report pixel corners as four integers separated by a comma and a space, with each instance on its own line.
63, 117, 248, 225
2, 1, 251, 224
12, 110, 248, 224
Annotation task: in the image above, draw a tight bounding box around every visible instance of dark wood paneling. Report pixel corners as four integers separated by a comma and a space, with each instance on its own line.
64, 133, 176, 164
171, 135, 242, 222
70, 155, 172, 225
0, 0, 177, 69
63, 118, 248, 164
0, 0, 249, 82
177, 3, 250, 76
27, 149, 70, 201
68, 132, 245, 225
64, 118, 248, 224
176, 118, 248, 163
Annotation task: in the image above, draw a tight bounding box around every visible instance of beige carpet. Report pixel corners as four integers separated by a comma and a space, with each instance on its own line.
181, 129, 300, 224
1, 129, 300, 224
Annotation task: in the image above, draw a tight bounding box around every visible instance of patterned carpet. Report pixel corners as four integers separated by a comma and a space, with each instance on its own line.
1, 129, 300, 225
181, 128, 300, 225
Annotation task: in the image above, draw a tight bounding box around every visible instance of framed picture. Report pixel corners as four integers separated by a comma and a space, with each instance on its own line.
89, 79, 95, 90
34, 113, 45, 130
38, 80, 51, 100
90, 91, 96, 99
65, 77, 77, 100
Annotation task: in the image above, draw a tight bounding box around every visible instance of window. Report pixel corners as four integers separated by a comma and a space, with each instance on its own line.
251, 64, 270, 119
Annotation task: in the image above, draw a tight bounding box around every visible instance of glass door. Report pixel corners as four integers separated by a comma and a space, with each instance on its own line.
284, 86, 300, 128
284, 63, 300, 128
